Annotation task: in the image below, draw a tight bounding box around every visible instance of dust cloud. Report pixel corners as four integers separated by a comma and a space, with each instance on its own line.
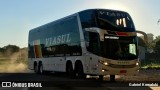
0, 48, 28, 73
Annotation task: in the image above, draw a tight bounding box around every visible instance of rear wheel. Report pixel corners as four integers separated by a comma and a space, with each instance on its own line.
66, 63, 75, 78
34, 64, 39, 74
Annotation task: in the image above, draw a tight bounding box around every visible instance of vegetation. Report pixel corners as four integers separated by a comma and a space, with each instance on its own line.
138, 37, 146, 47
0, 45, 28, 72
154, 39, 160, 55
138, 33, 160, 69
0, 44, 20, 57
141, 59, 160, 69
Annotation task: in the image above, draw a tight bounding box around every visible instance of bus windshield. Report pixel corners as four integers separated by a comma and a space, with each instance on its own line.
102, 36, 138, 60
79, 9, 138, 60
97, 10, 135, 32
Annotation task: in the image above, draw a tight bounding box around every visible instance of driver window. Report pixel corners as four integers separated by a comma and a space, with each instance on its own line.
84, 31, 100, 55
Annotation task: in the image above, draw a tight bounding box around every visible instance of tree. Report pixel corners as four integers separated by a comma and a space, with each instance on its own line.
0, 48, 4, 56
154, 39, 160, 54
0, 48, 4, 53
138, 37, 146, 47
3, 45, 20, 56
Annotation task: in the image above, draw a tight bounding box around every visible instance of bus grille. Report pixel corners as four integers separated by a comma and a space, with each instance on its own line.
108, 63, 136, 68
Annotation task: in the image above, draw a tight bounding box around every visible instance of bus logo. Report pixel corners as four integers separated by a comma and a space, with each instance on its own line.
45, 33, 71, 46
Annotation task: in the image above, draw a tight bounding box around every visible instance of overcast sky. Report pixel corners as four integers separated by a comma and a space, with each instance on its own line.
0, 0, 159, 47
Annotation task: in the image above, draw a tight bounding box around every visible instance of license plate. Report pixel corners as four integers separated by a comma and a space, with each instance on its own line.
120, 70, 127, 73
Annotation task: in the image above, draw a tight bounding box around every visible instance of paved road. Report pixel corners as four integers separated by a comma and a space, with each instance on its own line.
0, 71, 157, 90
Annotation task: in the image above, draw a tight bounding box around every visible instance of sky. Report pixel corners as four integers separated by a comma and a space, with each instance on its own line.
0, 0, 160, 48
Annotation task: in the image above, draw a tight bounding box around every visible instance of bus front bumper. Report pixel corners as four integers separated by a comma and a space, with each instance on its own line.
99, 65, 139, 76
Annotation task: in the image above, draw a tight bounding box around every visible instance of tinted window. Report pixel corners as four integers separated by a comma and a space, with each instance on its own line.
97, 10, 135, 32
79, 10, 97, 29
29, 16, 82, 58
84, 31, 100, 55
28, 43, 35, 58
102, 36, 138, 60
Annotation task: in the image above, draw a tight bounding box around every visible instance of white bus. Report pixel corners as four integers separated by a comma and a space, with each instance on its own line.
28, 9, 139, 81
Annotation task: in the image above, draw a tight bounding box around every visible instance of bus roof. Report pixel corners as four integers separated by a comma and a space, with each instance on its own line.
78, 8, 127, 14
29, 8, 128, 33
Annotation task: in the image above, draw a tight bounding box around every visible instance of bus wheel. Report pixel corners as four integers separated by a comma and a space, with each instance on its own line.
76, 63, 86, 79
66, 63, 75, 78
110, 75, 115, 82
99, 75, 104, 81
39, 63, 43, 74
34, 64, 39, 74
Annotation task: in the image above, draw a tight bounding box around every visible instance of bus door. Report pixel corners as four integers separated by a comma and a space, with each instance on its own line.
85, 31, 100, 74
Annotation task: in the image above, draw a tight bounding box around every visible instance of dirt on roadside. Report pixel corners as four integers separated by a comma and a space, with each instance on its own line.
116, 70, 160, 81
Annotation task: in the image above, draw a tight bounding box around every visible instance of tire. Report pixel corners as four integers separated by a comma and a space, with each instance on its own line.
99, 75, 104, 81
76, 63, 86, 79
39, 63, 43, 74
66, 63, 75, 78
110, 75, 115, 82
34, 64, 39, 74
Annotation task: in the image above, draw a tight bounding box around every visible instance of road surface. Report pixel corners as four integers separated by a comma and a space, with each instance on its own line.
0, 70, 159, 90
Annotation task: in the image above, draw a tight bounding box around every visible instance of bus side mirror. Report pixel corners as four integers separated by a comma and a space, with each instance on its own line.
136, 30, 148, 45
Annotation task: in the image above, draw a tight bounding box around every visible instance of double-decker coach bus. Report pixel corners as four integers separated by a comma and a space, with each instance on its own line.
28, 9, 139, 81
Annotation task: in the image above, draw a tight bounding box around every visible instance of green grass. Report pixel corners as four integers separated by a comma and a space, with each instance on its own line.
141, 64, 160, 69
141, 60, 160, 69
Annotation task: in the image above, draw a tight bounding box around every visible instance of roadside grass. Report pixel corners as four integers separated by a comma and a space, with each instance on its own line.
140, 60, 160, 69
0, 58, 10, 65
0, 58, 27, 65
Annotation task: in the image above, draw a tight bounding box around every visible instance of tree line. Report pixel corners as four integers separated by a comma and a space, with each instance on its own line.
0, 45, 20, 57
150, 35, 160, 54
140, 35, 160, 53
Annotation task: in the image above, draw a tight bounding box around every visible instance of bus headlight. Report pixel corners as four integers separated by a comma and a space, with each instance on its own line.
104, 62, 108, 65
136, 62, 139, 66
98, 60, 108, 66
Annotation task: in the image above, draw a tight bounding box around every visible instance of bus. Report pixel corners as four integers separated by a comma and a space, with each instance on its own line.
28, 9, 139, 81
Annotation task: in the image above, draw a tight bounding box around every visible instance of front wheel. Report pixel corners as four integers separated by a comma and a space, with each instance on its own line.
99, 75, 104, 81
110, 75, 115, 82
75, 63, 86, 79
